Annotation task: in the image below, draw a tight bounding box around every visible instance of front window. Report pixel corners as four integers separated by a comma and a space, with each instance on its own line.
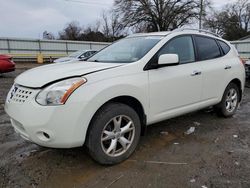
158, 36, 195, 64
69, 50, 85, 58
88, 36, 163, 63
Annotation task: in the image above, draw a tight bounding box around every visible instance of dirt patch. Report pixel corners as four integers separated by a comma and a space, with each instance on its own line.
0, 64, 250, 188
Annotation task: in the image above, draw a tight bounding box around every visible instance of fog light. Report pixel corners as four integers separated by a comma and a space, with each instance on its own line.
37, 131, 51, 142
43, 132, 50, 139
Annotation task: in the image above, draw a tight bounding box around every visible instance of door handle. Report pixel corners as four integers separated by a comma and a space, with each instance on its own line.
191, 71, 202, 76
225, 65, 232, 70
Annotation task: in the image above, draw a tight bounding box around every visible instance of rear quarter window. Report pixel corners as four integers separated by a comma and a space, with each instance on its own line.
194, 36, 221, 61
217, 40, 231, 55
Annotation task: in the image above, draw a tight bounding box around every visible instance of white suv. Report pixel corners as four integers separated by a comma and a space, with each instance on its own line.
5, 29, 245, 164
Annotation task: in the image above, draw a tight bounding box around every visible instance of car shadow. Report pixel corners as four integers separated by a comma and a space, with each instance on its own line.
3, 96, 249, 187
22, 108, 218, 162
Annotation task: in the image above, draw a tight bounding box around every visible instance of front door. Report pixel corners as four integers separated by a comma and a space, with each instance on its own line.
148, 35, 202, 122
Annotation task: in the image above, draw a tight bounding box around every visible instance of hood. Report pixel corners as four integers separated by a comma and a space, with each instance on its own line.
54, 57, 76, 63
0, 54, 11, 60
15, 61, 122, 88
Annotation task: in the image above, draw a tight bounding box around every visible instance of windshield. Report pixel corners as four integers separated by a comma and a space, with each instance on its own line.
69, 50, 85, 58
87, 36, 163, 63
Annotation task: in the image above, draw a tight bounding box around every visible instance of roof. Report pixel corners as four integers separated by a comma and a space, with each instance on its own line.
128, 31, 171, 37
127, 29, 221, 39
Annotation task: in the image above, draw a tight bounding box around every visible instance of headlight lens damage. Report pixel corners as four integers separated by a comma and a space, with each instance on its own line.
36, 77, 87, 105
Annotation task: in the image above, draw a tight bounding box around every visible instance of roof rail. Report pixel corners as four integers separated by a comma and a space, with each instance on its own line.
173, 28, 221, 38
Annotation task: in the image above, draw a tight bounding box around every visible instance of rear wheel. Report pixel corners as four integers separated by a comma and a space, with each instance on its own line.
215, 83, 240, 117
86, 103, 141, 165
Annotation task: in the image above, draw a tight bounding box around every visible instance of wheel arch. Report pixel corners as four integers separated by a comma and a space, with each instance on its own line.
229, 78, 242, 102
85, 95, 147, 147
107, 96, 147, 135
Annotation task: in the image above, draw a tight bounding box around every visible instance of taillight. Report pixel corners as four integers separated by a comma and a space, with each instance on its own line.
240, 58, 246, 65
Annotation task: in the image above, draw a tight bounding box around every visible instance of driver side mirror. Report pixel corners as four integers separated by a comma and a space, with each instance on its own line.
158, 54, 179, 66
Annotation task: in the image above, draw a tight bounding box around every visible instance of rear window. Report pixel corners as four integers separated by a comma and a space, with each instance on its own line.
218, 40, 230, 55
194, 36, 221, 61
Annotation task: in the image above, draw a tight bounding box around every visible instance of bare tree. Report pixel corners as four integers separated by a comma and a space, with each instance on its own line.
110, 10, 124, 38
204, 0, 250, 40
81, 23, 114, 42
102, 11, 111, 38
58, 21, 82, 40
43, 31, 55, 40
114, 0, 202, 32
198, 0, 212, 29
231, 0, 250, 32
101, 10, 125, 40
203, 11, 226, 36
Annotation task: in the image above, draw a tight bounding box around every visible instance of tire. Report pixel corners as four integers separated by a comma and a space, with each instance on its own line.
215, 83, 240, 117
86, 102, 141, 165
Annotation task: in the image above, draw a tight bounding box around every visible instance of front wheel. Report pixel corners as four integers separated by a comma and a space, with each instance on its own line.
86, 103, 141, 165
215, 83, 240, 117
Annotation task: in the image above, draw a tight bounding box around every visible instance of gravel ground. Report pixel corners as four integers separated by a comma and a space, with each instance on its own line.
0, 63, 250, 188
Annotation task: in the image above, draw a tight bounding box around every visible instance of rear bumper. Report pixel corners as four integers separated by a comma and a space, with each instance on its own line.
245, 65, 250, 78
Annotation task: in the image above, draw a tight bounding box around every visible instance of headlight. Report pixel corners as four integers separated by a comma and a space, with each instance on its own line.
36, 77, 87, 105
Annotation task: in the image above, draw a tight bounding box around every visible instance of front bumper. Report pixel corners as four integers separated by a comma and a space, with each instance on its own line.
4, 85, 89, 148
0, 67, 15, 73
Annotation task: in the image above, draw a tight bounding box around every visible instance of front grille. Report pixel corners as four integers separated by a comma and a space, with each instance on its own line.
8, 85, 35, 104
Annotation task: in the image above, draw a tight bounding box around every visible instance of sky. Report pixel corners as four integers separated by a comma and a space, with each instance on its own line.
0, 0, 236, 39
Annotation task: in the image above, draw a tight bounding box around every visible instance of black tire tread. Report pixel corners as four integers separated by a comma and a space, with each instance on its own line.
86, 102, 141, 165
215, 82, 240, 118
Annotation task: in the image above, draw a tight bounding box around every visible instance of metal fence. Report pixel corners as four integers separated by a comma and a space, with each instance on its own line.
231, 40, 250, 60
0, 37, 249, 63
0, 37, 110, 62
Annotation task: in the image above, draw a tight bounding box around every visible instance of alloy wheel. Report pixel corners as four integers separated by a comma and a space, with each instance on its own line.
225, 88, 238, 113
101, 115, 135, 157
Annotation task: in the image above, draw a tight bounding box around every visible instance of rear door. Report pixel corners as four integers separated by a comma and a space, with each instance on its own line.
148, 35, 203, 122
193, 35, 228, 102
